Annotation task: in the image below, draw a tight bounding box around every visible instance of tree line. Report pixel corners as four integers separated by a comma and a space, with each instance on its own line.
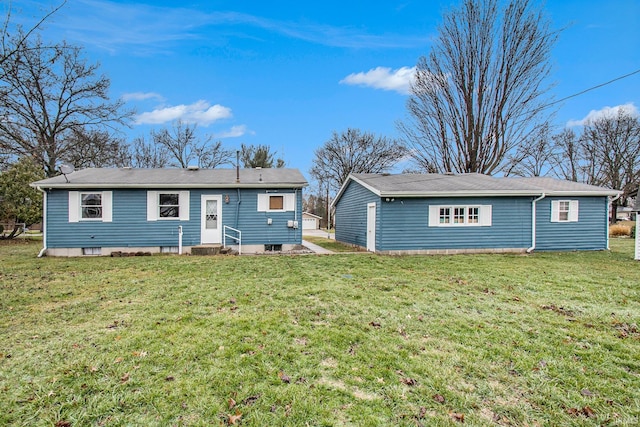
1, 0, 639, 235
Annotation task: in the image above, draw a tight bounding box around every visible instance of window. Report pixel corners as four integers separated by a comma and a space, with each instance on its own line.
429, 205, 491, 227
269, 195, 284, 210
257, 193, 296, 212
467, 207, 479, 224
558, 201, 570, 221
68, 191, 112, 223
453, 207, 465, 224
159, 193, 180, 218
147, 191, 190, 221
81, 193, 102, 219
551, 200, 579, 222
439, 207, 451, 224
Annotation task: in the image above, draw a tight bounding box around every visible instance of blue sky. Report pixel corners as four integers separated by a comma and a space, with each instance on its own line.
16, 0, 640, 178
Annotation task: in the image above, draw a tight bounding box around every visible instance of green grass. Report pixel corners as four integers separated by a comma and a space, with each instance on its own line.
303, 235, 362, 252
1, 239, 639, 426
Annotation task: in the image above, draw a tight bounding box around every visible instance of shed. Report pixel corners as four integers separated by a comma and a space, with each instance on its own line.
332, 173, 620, 254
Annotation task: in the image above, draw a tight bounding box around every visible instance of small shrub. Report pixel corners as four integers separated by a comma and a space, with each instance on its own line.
609, 224, 631, 237
631, 224, 636, 238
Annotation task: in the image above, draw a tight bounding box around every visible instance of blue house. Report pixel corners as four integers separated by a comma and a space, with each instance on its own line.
31, 167, 308, 256
332, 173, 620, 254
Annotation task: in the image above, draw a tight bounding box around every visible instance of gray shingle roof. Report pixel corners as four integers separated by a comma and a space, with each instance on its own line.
334, 173, 620, 204
32, 167, 308, 189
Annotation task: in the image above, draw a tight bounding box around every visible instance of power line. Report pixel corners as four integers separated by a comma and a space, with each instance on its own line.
548, 68, 640, 108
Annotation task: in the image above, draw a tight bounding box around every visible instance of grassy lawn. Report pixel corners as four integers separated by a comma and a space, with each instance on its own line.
1, 239, 639, 426
303, 235, 362, 252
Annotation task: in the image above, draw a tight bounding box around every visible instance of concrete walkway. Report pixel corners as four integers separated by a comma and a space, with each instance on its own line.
301, 239, 334, 254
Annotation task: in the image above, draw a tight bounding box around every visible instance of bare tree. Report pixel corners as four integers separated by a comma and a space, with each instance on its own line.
580, 109, 640, 220
62, 128, 129, 169
310, 128, 405, 191
0, 33, 132, 176
152, 120, 233, 169
550, 128, 584, 182
399, 0, 558, 175
504, 124, 554, 177
240, 144, 284, 168
128, 136, 169, 168
1, 1, 66, 71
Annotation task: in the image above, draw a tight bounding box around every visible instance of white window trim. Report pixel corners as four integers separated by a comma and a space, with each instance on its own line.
429, 205, 492, 227
257, 193, 296, 212
69, 191, 112, 223
551, 200, 579, 223
147, 191, 190, 221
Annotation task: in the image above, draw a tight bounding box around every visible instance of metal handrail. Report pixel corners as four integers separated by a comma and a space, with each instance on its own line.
223, 225, 242, 255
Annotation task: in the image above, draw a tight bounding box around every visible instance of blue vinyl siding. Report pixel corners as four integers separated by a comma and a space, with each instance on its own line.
534, 197, 609, 251
334, 180, 379, 248
45, 187, 303, 249
377, 196, 532, 251
334, 181, 533, 251
334, 180, 611, 252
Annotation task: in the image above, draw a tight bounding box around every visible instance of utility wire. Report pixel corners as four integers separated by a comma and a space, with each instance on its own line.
547, 68, 640, 108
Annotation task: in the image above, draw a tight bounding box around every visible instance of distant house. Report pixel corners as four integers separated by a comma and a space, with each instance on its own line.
31, 167, 308, 256
332, 173, 620, 254
302, 212, 322, 230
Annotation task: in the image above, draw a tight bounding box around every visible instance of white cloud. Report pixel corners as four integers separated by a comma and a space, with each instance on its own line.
212, 125, 252, 138
567, 103, 639, 127
135, 100, 232, 126
339, 66, 415, 95
122, 92, 165, 102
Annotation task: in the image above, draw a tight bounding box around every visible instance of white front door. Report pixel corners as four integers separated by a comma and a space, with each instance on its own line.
201, 195, 222, 244
367, 202, 376, 252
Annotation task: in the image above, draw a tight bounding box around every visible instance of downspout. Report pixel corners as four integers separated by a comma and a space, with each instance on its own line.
36, 187, 47, 258
526, 193, 546, 253
608, 194, 622, 250
235, 188, 241, 228
294, 189, 298, 242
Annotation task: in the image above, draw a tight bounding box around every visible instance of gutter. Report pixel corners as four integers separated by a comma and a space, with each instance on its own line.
35, 186, 47, 258
526, 193, 546, 253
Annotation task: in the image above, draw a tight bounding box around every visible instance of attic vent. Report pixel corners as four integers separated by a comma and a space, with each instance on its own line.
187, 165, 199, 171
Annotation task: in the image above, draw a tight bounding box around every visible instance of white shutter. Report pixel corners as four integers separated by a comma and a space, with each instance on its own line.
68, 191, 79, 223
569, 200, 579, 222
284, 194, 296, 211
102, 191, 113, 222
428, 205, 439, 227
550, 200, 560, 222
179, 191, 190, 220
147, 191, 157, 221
480, 205, 492, 226
257, 194, 268, 212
